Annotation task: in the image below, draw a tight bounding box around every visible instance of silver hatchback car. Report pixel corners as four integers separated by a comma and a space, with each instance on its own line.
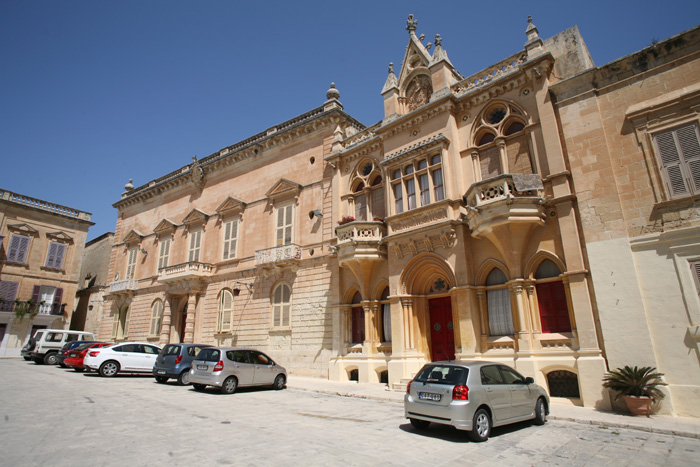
189, 347, 287, 394
404, 360, 549, 441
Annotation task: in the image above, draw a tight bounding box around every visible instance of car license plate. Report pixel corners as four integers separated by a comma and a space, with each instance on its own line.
197, 365, 207, 370
419, 392, 441, 401
156, 370, 166, 375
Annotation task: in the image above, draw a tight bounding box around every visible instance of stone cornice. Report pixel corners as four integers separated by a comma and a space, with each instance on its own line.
114, 106, 365, 210
380, 133, 450, 168
375, 99, 456, 140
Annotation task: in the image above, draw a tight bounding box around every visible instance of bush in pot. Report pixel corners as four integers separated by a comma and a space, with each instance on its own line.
602, 366, 666, 416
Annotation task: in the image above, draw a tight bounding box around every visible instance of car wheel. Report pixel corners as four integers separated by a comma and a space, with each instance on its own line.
533, 398, 547, 425
193, 383, 207, 392
409, 418, 430, 430
221, 376, 238, 394
468, 408, 491, 442
155, 376, 169, 384
177, 370, 191, 386
273, 374, 286, 390
74, 368, 84, 373
99, 360, 120, 377
44, 352, 58, 365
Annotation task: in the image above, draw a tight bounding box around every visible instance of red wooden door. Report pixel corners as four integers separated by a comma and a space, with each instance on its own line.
536, 281, 571, 333
351, 306, 365, 343
429, 297, 455, 361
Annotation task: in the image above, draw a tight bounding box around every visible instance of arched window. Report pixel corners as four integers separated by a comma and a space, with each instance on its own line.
380, 287, 391, 343
473, 102, 533, 179
345, 160, 384, 221
272, 283, 291, 328
535, 260, 571, 333
486, 268, 514, 336
217, 289, 234, 333
149, 300, 164, 337
351, 292, 364, 344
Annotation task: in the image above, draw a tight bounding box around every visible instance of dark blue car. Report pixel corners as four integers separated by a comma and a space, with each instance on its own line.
153, 343, 213, 385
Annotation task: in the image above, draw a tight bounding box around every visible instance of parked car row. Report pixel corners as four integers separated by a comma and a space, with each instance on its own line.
24, 333, 287, 396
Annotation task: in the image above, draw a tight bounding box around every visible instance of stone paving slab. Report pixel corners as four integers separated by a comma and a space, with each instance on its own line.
287, 375, 700, 439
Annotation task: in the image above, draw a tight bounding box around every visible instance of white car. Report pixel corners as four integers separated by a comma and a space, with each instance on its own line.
83, 342, 162, 377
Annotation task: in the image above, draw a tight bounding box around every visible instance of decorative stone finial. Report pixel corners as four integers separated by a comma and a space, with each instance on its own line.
326, 82, 340, 100
406, 14, 418, 35
524, 15, 543, 57
124, 179, 134, 191
434, 34, 442, 47
388, 62, 394, 75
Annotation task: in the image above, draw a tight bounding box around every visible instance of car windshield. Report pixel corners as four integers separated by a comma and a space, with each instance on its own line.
414, 365, 468, 385
197, 348, 220, 362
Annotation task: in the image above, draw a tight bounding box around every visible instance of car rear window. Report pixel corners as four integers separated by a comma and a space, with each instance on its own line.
414, 365, 468, 385
197, 348, 220, 362
74, 343, 95, 351
162, 345, 181, 356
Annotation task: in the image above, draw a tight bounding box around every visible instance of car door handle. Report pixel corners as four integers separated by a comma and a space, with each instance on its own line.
486, 388, 493, 393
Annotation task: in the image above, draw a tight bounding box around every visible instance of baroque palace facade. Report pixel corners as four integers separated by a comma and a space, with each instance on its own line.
99, 16, 700, 414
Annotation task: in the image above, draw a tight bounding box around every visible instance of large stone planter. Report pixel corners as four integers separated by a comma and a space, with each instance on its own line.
623, 395, 652, 416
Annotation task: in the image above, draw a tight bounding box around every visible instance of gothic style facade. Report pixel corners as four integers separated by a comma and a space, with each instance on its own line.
99, 17, 700, 414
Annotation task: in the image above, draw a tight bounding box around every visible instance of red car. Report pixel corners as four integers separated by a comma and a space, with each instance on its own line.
64, 342, 111, 372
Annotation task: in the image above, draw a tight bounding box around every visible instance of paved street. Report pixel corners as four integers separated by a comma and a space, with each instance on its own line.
1, 359, 698, 466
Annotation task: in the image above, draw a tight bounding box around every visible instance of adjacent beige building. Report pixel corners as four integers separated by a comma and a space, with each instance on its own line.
0, 189, 93, 356
98, 16, 700, 415
550, 25, 700, 416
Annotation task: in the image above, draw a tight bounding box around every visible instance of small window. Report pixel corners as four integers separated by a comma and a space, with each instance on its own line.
478, 133, 496, 146
188, 230, 202, 262
404, 165, 414, 175
430, 154, 441, 165
392, 169, 401, 180
45, 242, 67, 269
418, 159, 428, 170
547, 370, 580, 398
272, 283, 292, 328
149, 300, 164, 337
223, 219, 238, 260
353, 182, 365, 192
7, 234, 30, 263
158, 238, 170, 270
505, 121, 525, 135
275, 204, 294, 246
126, 248, 138, 280
653, 123, 700, 199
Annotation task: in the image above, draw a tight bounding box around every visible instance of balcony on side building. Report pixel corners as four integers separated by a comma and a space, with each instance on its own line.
109, 279, 139, 295
334, 221, 387, 266
255, 244, 302, 268
464, 173, 546, 238
157, 262, 214, 283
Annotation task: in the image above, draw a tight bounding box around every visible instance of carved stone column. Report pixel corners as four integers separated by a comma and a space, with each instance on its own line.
471, 151, 481, 183
184, 293, 196, 343
476, 289, 488, 351
362, 302, 373, 353
159, 295, 171, 344
400, 297, 415, 350
511, 284, 531, 350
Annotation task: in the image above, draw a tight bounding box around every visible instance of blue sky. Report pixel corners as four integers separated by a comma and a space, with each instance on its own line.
2, 1, 699, 241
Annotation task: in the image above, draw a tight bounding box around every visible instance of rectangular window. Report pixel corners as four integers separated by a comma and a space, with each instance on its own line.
487, 288, 514, 336
405, 178, 416, 210
419, 172, 430, 206
393, 183, 403, 214
0, 280, 19, 311
354, 194, 367, 221
126, 248, 138, 280
691, 260, 700, 296
188, 230, 202, 262
654, 123, 700, 198
276, 204, 294, 246
223, 219, 239, 260
45, 242, 66, 269
7, 234, 30, 263
149, 301, 164, 337
432, 168, 444, 201
158, 238, 170, 270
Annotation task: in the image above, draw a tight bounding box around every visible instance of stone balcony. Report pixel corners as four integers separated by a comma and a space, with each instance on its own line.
335, 221, 387, 266
255, 244, 302, 268
157, 262, 214, 284
108, 279, 139, 295
463, 174, 546, 238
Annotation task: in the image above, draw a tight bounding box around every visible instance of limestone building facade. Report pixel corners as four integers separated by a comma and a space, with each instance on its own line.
0, 189, 93, 356
550, 25, 700, 416
99, 16, 700, 413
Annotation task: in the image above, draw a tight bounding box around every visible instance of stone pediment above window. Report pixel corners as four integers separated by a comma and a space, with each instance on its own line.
216, 197, 247, 219
153, 219, 178, 237
122, 229, 146, 245
182, 209, 210, 229
46, 231, 74, 244
266, 178, 302, 203
7, 223, 39, 236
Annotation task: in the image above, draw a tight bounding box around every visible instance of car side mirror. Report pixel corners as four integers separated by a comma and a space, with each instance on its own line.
524, 377, 534, 384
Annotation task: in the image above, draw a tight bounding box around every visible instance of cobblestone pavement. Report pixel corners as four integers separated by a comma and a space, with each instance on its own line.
1, 359, 698, 466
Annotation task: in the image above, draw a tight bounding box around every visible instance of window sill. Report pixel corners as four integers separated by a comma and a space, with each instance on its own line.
653, 192, 700, 210
41, 266, 65, 273
214, 332, 233, 338
1, 261, 29, 268
269, 327, 291, 334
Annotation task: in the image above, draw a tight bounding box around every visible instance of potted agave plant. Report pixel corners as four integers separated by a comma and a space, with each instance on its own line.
602, 366, 666, 416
